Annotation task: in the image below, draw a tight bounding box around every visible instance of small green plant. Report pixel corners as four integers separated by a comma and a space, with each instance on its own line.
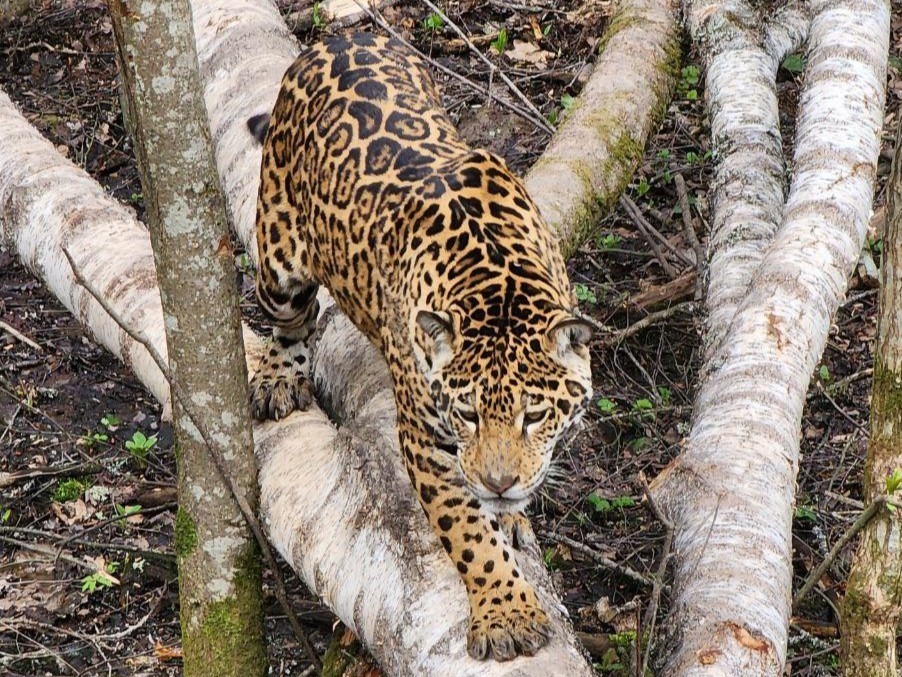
886, 468, 902, 495
1, 508, 10, 523
543, 547, 558, 570
100, 413, 120, 430
597, 233, 621, 252
781, 53, 805, 74
312, 2, 325, 29
657, 386, 672, 405
867, 235, 883, 255
890, 55, 902, 73
82, 431, 109, 447
129, 192, 143, 205
81, 562, 119, 593
656, 149, 671, 162
560, 94, 575, 114
573, 283, 597, 305
818, 365, 831, 382
587, 493, 635, 515
686, 151, 700, 165
635, 177, 650, 197
597, 398, 617, 414
115, 504, 142, 518
794, 505, 817, 522
423, 12, 443, 31
679, 65, 700, 100
542, 23, 552, 37
125, 431, 157, 467
547, 109, 559, 125
53, 478, 89, 503
491, 29, 508, 55
235, 252, 253, 273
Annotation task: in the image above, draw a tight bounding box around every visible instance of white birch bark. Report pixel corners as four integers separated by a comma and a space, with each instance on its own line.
524, 0, 680, 258
0, 91, 170, 411
650, 1, 890, 674
688, 0, 810, 360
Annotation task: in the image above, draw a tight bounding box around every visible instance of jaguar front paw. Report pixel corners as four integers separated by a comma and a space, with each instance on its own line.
498, 512, 539, 558
249, 363, 313, 420
466, 587, 552, 661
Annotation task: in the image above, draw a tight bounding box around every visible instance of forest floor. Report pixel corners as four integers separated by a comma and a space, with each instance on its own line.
1, 1, 901, 676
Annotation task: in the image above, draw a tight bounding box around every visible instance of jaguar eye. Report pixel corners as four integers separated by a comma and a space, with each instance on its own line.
522, 409, 548, 433
458, 408, 479, 425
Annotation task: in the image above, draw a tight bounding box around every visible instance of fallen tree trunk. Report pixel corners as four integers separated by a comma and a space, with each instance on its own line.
524, 0, 680, 258
0, 84, 592, 677
650, 0, 890, 673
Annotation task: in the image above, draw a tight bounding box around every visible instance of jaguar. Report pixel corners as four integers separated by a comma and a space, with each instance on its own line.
248, 32, 593, 661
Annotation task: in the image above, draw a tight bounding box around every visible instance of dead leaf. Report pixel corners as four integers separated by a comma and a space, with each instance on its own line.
153, 641, 182, 661
528, 16, 543, 41
51, 498, 89, 525
505, 40, 554, 67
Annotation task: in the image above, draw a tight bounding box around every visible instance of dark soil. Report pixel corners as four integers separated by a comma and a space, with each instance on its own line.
1, 1, 900, 676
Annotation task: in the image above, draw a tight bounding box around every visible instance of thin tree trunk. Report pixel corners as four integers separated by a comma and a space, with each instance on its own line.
840, 118, 902, 677
107, 2, 265, 675
523, 0, 680, 259
650, 1, 890, 674
0, 83, 594, 674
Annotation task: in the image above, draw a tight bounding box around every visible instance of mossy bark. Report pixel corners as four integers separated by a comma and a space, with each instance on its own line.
108, 1, 266, 675
524, 0, 680, 258
840, 115, 902, 677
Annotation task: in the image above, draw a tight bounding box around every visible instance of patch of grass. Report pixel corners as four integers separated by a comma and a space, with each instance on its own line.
53, 477, 90, 503
491, 29, 508, 55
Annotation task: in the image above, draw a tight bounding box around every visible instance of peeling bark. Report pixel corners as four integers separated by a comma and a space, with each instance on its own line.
524, 0, 681, 258
650, 1, 890, 674
840, 117, 902, 677
107, 1, 265, 674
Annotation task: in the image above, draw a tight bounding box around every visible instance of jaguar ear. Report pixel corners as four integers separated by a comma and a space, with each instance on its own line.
548, 317, 592, 366
412, 310, 457, 378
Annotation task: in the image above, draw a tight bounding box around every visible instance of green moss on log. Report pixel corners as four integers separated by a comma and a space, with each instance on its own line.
175, 506, 198, 558
181, 545, 266, 677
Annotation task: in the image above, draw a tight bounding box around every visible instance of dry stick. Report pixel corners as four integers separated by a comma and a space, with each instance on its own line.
605, 301, 697, 346
0, 535, 109, 575
61, 248, 323, 674
352, 0, 546, 133
638, 474, 675, 677
793, 494, 888, 609
619, 195, 681, 278
673, 174, 705, 300
0, 461, 103, 488
543, 531, 653, 587
0, 525, 176, 565
418, 0, 555, 135
0, 319, 42, 351
620, 195, 694, 268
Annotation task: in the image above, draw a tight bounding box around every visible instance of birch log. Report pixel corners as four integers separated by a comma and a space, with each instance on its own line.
524, 0, 680, 259
650, 1, 890, 674
687, 0, 810, 360
0, 57, 593, 677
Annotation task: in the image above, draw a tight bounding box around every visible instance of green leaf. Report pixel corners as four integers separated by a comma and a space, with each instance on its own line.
794, 505, 817, 522
101, 414, 120, 429
657, 386, 672, 405
574, 283, 597, 305
1, 508, 10, 523
597, 398, 617, 414
115, 504, 142, 517
560, 94, 575, 112
886, 468, 902, 495
781, 53, 805, 74
656, 149, 671, 161
587, 492, 612, 513
685, 89, 698, 101
633, 398, 653, 411
818, 365, 831, 382
890, 55, 902, 73
610, 496, 635, 510
423, 12, 444, 31
491, 29, 508, 55
680, 65, 699, 86
636, 178, 650, 196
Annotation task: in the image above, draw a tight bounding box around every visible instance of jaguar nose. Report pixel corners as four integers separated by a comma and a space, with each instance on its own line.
481, 472, 518, 496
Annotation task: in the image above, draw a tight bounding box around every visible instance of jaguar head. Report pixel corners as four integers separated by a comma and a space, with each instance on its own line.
412, 308, 592, 510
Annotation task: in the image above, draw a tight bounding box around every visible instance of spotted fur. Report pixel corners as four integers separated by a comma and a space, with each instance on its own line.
249, 33, 592, 661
